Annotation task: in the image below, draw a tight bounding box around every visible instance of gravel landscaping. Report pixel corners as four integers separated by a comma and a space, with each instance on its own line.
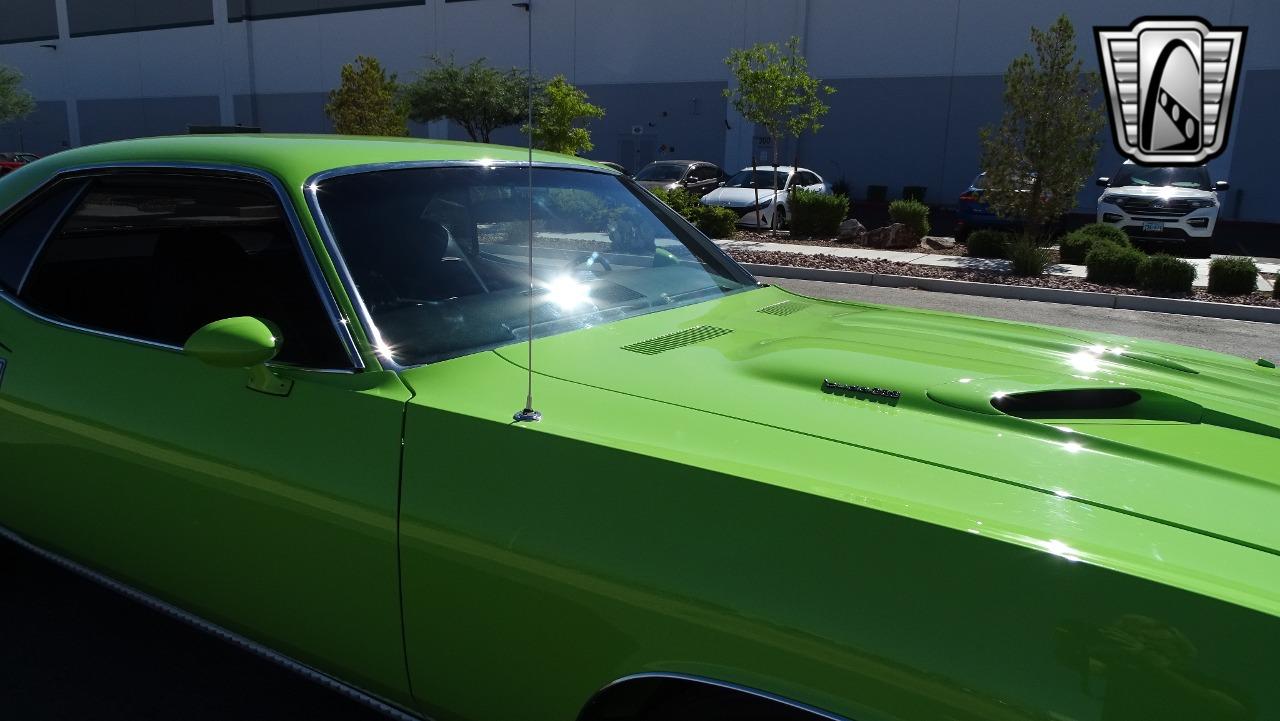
728, 247, 1280, 308
730, 230, 1062, 262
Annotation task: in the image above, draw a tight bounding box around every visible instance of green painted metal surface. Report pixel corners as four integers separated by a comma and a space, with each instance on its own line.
1, 137, 1277, 721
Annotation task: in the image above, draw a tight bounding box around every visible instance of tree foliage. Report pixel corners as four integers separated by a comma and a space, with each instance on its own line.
979, 15, 1104, 239
525, 75, 604, 156
404, 55, 530, 143
325, 55, 408, 136
0, 64, 36, 125
723, 36, 835, 168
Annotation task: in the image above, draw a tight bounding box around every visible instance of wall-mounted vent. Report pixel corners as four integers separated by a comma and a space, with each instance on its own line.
622, 326, 732, 355
757, 300, 810, 316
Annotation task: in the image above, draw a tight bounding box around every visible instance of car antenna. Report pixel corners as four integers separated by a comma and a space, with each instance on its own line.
513, 0, 541, 423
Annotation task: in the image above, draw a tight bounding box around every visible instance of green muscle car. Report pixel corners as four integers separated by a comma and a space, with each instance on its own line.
0, 135, 1277, 721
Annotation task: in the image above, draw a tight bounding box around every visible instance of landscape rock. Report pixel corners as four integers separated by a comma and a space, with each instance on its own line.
836, 218, 867, 242
922, 236, 957, 250
862, 223, 919, 249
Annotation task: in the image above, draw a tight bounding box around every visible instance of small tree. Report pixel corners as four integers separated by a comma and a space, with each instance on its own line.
404, 55, 531, 143
979, 15, 1104, 241
525, 75, 604, 156
325, 56, 408, 136
0, 64, 36, 126
724, 36, 834, 229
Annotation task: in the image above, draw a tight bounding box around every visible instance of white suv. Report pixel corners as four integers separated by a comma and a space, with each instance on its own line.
1095, 161, 1229, 257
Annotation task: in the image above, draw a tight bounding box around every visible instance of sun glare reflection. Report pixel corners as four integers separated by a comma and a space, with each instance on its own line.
544, 275, 591, 310
1043, 539, 1081, 562
1067, 351, 1102, 374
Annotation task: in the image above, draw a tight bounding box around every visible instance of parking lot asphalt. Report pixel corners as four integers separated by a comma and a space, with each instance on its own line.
4, 283, 1275, 719
764, 277, 1280, 362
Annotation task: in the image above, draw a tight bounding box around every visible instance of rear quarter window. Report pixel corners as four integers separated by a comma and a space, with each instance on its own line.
0, 179, 89, 292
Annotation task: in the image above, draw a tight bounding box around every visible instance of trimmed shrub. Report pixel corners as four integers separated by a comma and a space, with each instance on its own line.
650, 187, 738, 238
690, 204, 739, 239
649, 186, 698, 215
1077, 222, 1129, 245
1208, 256, 1258, 295
1007, 237, 1049, 277
966, 229, 1013, 259
888, 199, 930, 238
1085, 240, 1146, 285
790, 188, 849, 237
1136, 254, 1196, 294
1058, 224, 1131, 264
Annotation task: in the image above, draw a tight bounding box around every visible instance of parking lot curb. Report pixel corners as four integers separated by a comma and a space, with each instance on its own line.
740, 262, 1280, 324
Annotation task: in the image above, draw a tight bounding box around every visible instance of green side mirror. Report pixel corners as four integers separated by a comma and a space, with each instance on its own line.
185, 316, 280, 367
185, 317, 292, 396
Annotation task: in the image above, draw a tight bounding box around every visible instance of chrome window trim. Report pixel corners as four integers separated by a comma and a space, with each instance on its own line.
0, 162, 364, 372
582, 672, 854, 721
302, 159, 753, 372
11, 177, 92, 293
0, 522, 426, 721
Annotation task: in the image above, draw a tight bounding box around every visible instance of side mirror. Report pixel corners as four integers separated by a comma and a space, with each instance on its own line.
185, 316, 292, 396
717, 181, 726, 187
1215, 180, 1230, 192
1096, 177, 1110, 187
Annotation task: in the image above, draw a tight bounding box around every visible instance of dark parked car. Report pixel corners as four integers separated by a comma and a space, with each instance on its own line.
954, 172, 1020, 241
632, 160, 726, 196
0, 152, 39, 176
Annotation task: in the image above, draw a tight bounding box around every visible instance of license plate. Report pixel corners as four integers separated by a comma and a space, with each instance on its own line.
1142, 221, 1164, 232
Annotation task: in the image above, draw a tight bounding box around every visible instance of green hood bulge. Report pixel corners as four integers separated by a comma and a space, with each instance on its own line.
495, 286, 1280, 557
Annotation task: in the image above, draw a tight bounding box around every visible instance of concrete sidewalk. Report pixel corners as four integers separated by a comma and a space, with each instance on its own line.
716, 238, 1276, 292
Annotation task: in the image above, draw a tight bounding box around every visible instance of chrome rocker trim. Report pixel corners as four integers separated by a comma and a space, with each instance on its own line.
0, 523, 425, 721
584, 672, 855, 721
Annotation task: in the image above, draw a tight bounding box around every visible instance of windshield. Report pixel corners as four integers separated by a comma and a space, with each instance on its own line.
1109, 165, 1210, 190
634, 163, 686, 181
315, 166, 755, 366
724, 170, 789, 189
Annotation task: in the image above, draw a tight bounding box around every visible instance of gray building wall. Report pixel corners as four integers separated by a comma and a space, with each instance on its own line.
0, 0, 1276, 219
0, 100, 67, 151
0, 0, 59, 44
78, 96, 220, 145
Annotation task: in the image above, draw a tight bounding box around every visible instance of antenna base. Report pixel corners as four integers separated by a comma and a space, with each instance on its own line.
513, 408, 542, 423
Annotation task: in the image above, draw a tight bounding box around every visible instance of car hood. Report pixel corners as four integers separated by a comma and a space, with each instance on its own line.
1105, 185, 1214, 199
495, 286, 1280, 556
702, 187, 782, 206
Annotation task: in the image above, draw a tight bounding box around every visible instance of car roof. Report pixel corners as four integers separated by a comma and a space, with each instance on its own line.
734, 165, 809, 173
646, 159, 702, 166
10, 134, 609, 189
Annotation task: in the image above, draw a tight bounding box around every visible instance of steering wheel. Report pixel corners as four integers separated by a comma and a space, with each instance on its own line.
562, 251, 613, 275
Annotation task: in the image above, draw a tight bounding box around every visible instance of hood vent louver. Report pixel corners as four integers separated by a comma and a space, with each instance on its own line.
757, 300, 811, 316
992, 389, 1142, 417
622, 326, 733, 355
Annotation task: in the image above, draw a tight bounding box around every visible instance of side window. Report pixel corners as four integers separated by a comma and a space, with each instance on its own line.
19, 173, 349, 368
0, 179, 88, 292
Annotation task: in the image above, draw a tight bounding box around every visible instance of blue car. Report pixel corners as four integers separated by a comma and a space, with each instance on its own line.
954, 172, 1020, 241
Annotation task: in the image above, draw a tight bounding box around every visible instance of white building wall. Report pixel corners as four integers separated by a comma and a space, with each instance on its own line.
1, 0, 1277, 218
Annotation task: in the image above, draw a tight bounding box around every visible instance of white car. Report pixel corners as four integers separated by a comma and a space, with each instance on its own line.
1096, 161, 1228, 257
699, 165, 831, 229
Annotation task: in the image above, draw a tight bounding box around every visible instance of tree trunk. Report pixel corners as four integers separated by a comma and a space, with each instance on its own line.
1027, 175, 1044, 243
769, 137, 780, 235
752, 151, 761, 230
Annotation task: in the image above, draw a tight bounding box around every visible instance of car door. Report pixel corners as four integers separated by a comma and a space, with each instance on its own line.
0, 167, 414, 706
684, 165, 712, 196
